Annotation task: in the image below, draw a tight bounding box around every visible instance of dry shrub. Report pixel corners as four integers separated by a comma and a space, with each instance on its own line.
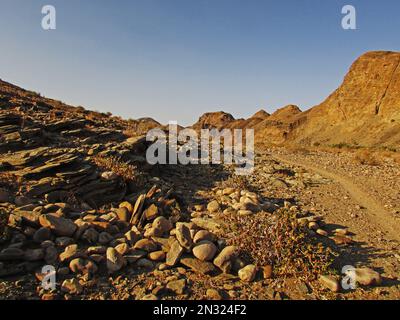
224, 209, 335, 280
0, 208, 10, 240
353, 150, 381, 166
92, 155, 137, 182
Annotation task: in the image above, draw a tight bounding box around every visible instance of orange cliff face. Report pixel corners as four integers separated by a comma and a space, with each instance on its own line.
290, 51, 400, 147
192, 51, 400, 148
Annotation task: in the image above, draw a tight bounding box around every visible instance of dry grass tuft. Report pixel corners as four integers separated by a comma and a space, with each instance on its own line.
92, 155, 137, 182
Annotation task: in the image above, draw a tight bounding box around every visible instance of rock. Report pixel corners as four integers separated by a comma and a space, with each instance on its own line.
207, 200, 220, 213
116, 207, 131, 222
175, 223, 193, 250
191, 218, 221, 233
166, 240, 184, 266
332, 235, 353, 245
115, 243, 129, 255
263, 265, 273, 279
39, 215, 77, 237
238, 264, 257, 282
134, 239, 158, 252
70, 258, 98, 275
308, 222, 319, 230
136, 258, 154, 269
14, 196, 33, 207
238, 210, 253, 216
0, 188, 10, 202
319, 275, 340, 292
101, 171, 118, 180
24, 248, 44, 261
81, 228, 99, 243
180, 257, 218, 275
222, 188, 236, 195
354, 268, 382, 286
213, 246, 237, 273
193, 204, 205, 212
334, 229, 348, 236
166, 279, 186, 295
44, 246, 58, 264
33, 227, 52, 243
55, 237, 75, 247
59, 245, 80, 262
206, 288, 224, 300
98, 232, 113, 244
193, 230, 216, 244
12, 210, 41, 226
130, 194, 146, 225
106, 247, 125, 273
144, 204, 159, 220
192, 241, 217, 261
86, 246, 107, 255
152, 285, 167, 296
61, 278, 83, 295
125, 250, 147, 264
152, 216, 173, 234
144, 227, 162, 238
316, 229, 328, 237
119, 201, 134, 213
141, 294, 158, 300
148, 251, 166, 261
41, 293, 58, 301
124, 230, 140, 244
0, 248, 24, 261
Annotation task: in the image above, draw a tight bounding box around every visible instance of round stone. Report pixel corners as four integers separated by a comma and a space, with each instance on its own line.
192, 241, 217, 261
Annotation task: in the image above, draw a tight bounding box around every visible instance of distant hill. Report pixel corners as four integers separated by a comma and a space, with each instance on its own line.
192, 51, 400, 148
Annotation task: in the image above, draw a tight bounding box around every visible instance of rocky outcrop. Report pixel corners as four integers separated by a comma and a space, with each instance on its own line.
192, 111, 235, 130
191, 51, 400, 148
291, 51, 400, 147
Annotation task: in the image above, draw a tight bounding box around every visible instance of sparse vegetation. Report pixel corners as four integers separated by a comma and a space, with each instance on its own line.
353, 149, 381, 166
330, 142, 362, 150
92, 154, 137, 182
224, 209, 335, 280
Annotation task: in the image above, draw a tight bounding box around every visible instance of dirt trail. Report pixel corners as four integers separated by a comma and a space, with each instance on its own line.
273, 154, 400, 243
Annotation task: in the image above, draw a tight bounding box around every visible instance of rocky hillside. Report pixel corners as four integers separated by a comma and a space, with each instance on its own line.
291, 51, 400, 147
193, 51, 400, 148
192, 105, 302, 145
0, 79, 160, 208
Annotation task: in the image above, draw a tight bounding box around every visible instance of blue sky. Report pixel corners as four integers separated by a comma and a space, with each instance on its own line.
0, 0, 399, 125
